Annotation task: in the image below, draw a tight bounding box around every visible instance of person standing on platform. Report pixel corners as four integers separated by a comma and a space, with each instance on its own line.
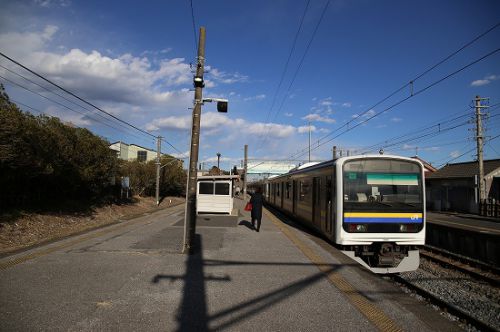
250, 187, 263, 232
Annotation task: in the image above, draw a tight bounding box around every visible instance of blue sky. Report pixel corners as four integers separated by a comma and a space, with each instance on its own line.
1, 0, 499, 172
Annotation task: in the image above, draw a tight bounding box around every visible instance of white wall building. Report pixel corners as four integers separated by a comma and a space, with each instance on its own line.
109, 141, 157, 162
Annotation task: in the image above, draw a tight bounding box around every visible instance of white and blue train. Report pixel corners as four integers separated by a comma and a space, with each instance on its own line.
261, 155, 426, 273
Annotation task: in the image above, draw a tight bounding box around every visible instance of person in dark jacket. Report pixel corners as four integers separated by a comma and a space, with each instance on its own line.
250, 187, 263, 232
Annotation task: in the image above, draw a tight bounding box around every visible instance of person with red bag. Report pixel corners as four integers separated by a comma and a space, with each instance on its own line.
249, 187, 263, 232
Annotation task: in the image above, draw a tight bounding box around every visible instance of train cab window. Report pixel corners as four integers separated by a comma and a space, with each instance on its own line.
199, 182, 214, 195
215, 183, 230, 195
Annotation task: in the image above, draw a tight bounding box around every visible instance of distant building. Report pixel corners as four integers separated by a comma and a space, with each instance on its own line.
411, 156, 437, 174
426, 159, 500, 213
109, 141, 157, 162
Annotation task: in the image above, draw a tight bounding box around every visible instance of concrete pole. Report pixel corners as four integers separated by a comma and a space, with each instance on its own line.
243, 145, 248, 198
333, 145, 337, 159
308, 121, 311, 162
183, 27, 206, 254
156, 136, 162, 206
475, 95, 485, 202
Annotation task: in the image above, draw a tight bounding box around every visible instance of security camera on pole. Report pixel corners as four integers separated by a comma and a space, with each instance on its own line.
183, 27, 229, 254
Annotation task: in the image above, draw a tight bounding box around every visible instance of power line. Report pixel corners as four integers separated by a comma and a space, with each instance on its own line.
282, 22, 500, 161
0, 74, 153, 144
258, 0, 311, 146
0, 63, 153, 140
0, 52, 155, 138
0, 52, 186, 156
257, 0, 330, 150
189, 0, 198, 53
288, 47, 500, 161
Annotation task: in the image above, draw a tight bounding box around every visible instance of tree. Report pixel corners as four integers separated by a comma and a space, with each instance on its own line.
0, 85, 119, 209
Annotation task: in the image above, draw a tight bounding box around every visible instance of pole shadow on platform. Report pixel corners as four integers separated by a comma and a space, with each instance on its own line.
150, 233, 369, 331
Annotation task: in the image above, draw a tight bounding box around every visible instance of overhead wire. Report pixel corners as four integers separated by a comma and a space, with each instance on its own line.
0, 52, 186, 156
0, 74, 153, 144
256, 0, 311, 148
189, 0, 198, 52
257, 0, 330, 151
282, 21, 500, 161
287, 46, 500, 161
0, 63, 154, 141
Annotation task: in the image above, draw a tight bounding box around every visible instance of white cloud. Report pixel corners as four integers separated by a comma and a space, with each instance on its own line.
284, 112, 293, 117
243, 94, 266, 101
35, 0, 71, 7
302, 113, 336, 124
0, 26, 248, 111
471, 74, 499, 87
450, 150, 460, 158
44, 105, 91, 126
342, 102, 351, 108
147, 112, 313, 139
297, 125, 316, 134
391, 117, 402, 122
207, 68, 248, 84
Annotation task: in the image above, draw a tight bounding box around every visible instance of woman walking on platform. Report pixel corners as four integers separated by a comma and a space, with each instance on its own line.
250, 187, 263, 232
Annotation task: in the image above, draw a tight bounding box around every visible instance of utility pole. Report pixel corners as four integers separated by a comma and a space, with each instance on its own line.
243, 145, 248, 198
475, 95, 488, 202
333, 145, 337, 159
156, 136, 162, 206
183, 27, 206, 254
308, 121, 311, 162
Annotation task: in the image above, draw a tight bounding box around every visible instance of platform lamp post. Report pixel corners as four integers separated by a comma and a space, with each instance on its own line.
182, 27, 228, 255
217, 152, 221, 174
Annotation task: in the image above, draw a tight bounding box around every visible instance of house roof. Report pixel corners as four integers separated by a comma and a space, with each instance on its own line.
411, 156, 437, 172
427, 159, 500, 179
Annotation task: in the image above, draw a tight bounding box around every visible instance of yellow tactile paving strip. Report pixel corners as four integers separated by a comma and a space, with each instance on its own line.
264, 209, 403, 332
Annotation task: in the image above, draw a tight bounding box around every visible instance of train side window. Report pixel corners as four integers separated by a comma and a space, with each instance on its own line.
286, 182, 291, 199
326, 178, 332, 201
277, 183, 280, 197
299, 180, 311, 202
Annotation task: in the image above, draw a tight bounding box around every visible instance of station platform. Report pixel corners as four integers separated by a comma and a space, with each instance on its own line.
0, 198, 461, 331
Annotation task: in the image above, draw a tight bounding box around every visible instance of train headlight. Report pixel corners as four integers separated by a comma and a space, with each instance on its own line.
400, 224, 416, 232
348, 224, 368, 232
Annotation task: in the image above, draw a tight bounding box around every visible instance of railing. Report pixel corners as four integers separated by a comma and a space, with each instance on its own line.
479, 198, 500, 218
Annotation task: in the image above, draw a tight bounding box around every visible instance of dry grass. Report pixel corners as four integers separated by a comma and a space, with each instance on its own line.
0, 196, 184, 255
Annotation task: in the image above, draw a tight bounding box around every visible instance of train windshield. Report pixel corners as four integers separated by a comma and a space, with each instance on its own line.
343, 159, 423, 212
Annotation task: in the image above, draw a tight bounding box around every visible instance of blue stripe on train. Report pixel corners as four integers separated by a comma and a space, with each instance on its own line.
343, 217, 423, 223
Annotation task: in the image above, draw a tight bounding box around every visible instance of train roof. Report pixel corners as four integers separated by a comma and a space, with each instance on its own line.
267, 154, 423, 181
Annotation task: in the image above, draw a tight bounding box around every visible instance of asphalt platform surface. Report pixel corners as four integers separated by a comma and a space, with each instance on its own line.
0, 199, 462, 331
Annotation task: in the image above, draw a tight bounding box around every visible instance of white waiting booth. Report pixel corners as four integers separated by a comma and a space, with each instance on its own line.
196, 175, 239, 214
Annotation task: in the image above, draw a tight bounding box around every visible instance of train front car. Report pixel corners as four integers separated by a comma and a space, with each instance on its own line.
337, 155, 425, 273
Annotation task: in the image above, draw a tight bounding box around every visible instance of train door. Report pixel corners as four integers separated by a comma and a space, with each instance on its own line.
292, 180, 297, 215
325, 176, 333, 236
280, 182, 284, 208
313, 177, 321, 228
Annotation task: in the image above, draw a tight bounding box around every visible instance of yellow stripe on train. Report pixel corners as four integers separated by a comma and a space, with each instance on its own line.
344, 213, 423, 218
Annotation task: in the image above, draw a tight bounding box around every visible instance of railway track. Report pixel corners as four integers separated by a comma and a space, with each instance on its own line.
420, 245, 500, 287
392, 274, 498, 332
393, 247, 500, 332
